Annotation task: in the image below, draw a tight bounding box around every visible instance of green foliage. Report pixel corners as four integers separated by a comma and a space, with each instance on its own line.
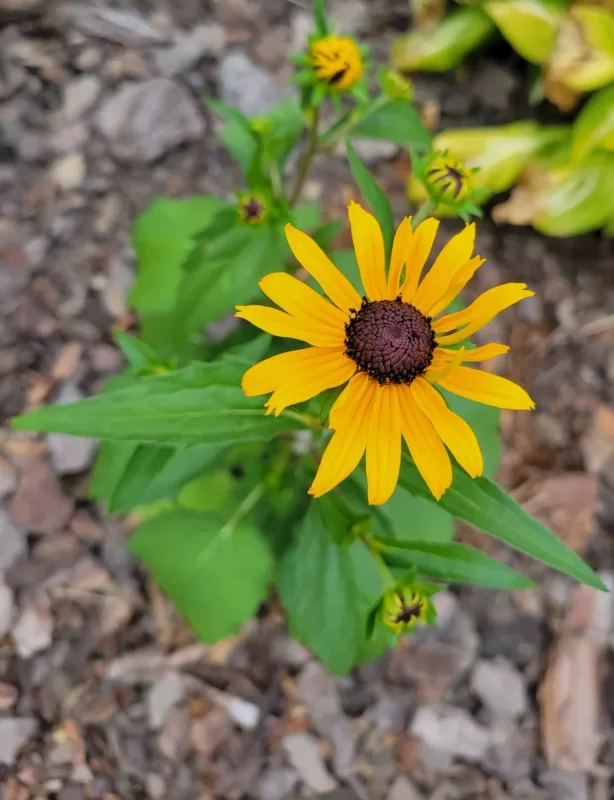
130, 506, 273, 643
10, 0, 604, 677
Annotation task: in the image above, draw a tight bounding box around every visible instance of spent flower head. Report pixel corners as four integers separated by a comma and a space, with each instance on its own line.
237, 192, 269, 225
236, 202, 534, 505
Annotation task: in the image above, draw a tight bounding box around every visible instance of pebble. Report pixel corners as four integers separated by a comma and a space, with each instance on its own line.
95, 78, 206, 163
218, 50, 294, 117
74, 46, 102, 71
51, 153, 86, 192
387, 775, 425, 800
154, 23, 225, 77
0, 682, 17, 711
147, 672, 185, 730
67, 4, 169, 46
0, 717, 38, 765
12, 597, 53, 659
331, 0, 369, 34
0, 579, 15, 639
410, 706, 490, 763
62, 75, 102, 122
337, 138, 399, 165
289, 11, 314, 53
471, 658, 528, 720
0, 509, 26, 571
540, 768, 589, 800
257, 768, 300, 800
11, 458, 74, 535
0, 455, 17, 499
472, 62, 518, 112
281, 732, 338, 793
48, 384, 98, 475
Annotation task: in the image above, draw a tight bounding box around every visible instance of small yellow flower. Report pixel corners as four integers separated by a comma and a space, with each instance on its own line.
381, 585, 430, 634
237, 193, 268, 225
425, 154, 471, 203
236, 203, 534, 505
310, 35, 363, 91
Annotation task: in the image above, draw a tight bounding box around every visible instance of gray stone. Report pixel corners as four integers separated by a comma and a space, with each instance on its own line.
154, 24, 225, 77
0, 456, 17, 500
281, 732, 338, 793
0, 510, 26, 570
95, 78, 205, 163
0, 580, 14, 639
48, 384, 98, 475
472, 62, 518, 111
50, 153, 87, 192
471, 658, 528, 720
338, 138, 398, 165
67, 4, 169, 46
540, 768, 588, 800
12, 597, 53, 659
62, 75, 102, 122
330, 0, 369, 34
0, 717, 38, 765
147, 672, 185, 730
218, 50, 294, 117
410, 706, 490, 762
289, 11, 314, 53
387, 776, 424, 800
257, 768, 300, 800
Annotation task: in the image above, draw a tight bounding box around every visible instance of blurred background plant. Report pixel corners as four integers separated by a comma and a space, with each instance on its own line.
396, 0, 614, 236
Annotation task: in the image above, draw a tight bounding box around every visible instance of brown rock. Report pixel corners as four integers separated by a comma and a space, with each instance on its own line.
11, 458, 74, 535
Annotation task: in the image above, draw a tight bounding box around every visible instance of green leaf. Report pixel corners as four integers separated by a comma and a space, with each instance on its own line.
108, 445, 174, 513
313, 219, 343, 249
263, 98, 305, 169
290, 202, 321, 231
277, 500, 385, 674
172, 225, 288, 344
376, 538, 534, 589
13, 361, 303, 446
346, 140, 395, 261
442, 390, 501, 476
378, 487, 454, 543
207, 99, 259, 179
130, 507, 273, 643
398, 456, 606, 591
130, 196, 224, 315
572, 84, 614, 162
113, 332, 163, 374
139, 443, 228, 505
89, 440, 138, 503
351, 100, 432, 151
313, 0, 328, 36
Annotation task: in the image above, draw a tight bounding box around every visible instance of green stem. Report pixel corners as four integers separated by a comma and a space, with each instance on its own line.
319, 95, 388, 148
290, 106, 321, 207
282, 409, 323, 430
220, 484, 265, 538
362, 534, 396, 589
411, 197, 437, 229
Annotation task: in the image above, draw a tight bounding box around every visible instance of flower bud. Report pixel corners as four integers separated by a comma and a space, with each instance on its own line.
310, 35, 364, 91
237, 193, 268, 225
380, 583, 435, 634
424, 153, 471, 203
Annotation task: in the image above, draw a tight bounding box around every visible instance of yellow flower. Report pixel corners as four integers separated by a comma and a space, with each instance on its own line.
425, 154, 471, 203
310, 35, 363, 91
236, 203, 534, 505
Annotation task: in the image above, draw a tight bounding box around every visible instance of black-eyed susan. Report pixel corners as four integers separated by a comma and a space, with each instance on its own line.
237, 192, 268, 225
425, 153, 471, 203
236, 203, 535, 505
309, 35, 364, 91
380, 581, 437, 634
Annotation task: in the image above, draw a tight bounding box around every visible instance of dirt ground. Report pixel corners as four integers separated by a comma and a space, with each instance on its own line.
1, 1, 614, 798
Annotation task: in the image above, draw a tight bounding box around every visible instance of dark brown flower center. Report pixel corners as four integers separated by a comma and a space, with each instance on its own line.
345, 297, 436, 385
243, 198, 263, 219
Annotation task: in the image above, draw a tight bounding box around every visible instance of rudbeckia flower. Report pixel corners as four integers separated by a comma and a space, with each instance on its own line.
310, 35, 363, 91
236, 203, 534, 505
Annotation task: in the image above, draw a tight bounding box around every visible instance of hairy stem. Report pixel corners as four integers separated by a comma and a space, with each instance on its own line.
411, 197, 437, 229
290, 106, 321, 207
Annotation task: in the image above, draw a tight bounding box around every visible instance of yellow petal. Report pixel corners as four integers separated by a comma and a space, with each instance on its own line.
386, 216, 412, 299
397, 384, 453, 499
440, 343, 509, 362
328, 371, 372, 430
411, 378, 483, 478
401, 218, 439, 302
413, 223, 476, 316
433, 283, 534, 345
348, 201, 387, 301
265, 350, 356, 416
243, 346, 329, 395
425, 346, 466, 383
236, 305, 344, 348
259, 272, 348, 333
366, 385, 402, 505
309, 377, 378, 497
427, 256, 485, 319
285, 224, 362, 314
437, 366, 535, 410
